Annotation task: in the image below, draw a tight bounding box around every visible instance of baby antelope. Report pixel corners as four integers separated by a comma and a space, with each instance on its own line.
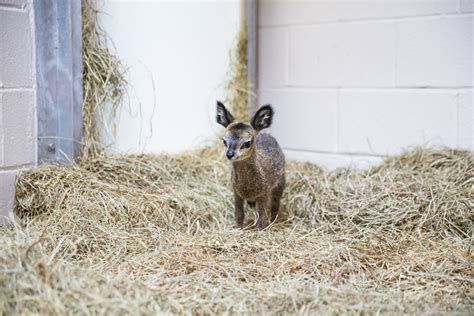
216, 101, 286, 230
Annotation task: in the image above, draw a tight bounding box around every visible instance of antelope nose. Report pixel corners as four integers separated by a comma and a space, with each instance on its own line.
226, 151, 234, 159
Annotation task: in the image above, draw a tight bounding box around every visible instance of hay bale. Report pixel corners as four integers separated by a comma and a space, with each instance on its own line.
1, 147, 472, 314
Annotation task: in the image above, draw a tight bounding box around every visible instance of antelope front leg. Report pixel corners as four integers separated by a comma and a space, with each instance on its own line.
256, 198, 267, 230
234, 193, 244, 228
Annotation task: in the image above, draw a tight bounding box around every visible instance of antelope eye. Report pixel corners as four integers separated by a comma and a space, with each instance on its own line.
223, 139, 227, 146
241, 141, 252, 149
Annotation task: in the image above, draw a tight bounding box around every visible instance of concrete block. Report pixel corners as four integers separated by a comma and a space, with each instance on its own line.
460, 0, 474, 12
0, 102, 3, 165
289, 22, 396, 87
0, 170, 17, 224
458, 91, 473, 150
1, 91, 35, 166
396, 16, 473, 87
259, 0, 457, 26
259, 89, 338, 152
258, 27, 288, 88
339, 90, 458, 155
284, 149, 383, 171
0, 8, 33, 88
0, 0, 27, 9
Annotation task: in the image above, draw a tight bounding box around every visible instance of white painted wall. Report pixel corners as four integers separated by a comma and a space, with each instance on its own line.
0, 0, 36, 222
258, 0, 474, 169
101, 0, 241, 154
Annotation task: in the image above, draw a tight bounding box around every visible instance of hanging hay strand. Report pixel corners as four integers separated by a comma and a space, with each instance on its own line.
225, 24, 253, 121
82, 0, 126, 158
0, 147, 472, 314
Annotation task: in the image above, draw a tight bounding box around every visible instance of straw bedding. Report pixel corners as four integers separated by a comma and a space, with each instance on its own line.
1, 146, 472, 314
1, 0, 472, 314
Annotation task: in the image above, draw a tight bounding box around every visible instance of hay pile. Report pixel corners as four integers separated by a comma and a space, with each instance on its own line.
1, 147, 472, 314
1, 0, 472, 313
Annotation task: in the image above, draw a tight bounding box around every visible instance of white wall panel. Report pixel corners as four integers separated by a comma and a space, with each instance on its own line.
259, 89, 338, 152
339, 90, 458, 155
259, 0, 457, 26
102, 0, 240, 153
396, 16, 473, 87
258, 0, 473, 169
289, 22, 396, 87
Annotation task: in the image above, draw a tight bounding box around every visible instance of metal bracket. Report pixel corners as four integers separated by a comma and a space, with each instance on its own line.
35, 0, 83, 164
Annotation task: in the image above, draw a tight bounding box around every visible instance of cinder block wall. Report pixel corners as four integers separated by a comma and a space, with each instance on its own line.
258, 0, 473, 169
0, 0, 36, 222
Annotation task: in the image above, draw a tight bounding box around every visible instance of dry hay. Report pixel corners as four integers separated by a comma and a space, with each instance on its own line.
1, 147, 472, 314
82, 0, 126, 158
224, 24, 253, 122
2, 2, 472, 313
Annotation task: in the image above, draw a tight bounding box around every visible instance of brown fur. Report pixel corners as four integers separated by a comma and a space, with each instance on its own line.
216, 102, 286, 230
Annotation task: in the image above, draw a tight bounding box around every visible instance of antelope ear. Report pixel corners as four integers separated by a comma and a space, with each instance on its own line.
216, 101, 234, 127
251, 105, 273, 131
